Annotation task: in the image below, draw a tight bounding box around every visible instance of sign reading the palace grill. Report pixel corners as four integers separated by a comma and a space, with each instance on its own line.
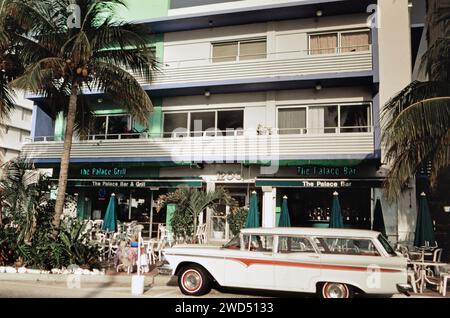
80, 167, 127, 178
297, 166, 358, 177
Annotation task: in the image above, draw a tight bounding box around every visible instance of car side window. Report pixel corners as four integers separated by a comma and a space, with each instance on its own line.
317, 237, 381, 256
279, 236, 316, 254
244, 235, 274, 252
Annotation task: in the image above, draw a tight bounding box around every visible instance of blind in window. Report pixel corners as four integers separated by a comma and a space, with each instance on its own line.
278, 108, 307, 134
240, 40, 267, 61
309, 33, 338, 55
212, 42, 238, 63
341, 31, 370, 53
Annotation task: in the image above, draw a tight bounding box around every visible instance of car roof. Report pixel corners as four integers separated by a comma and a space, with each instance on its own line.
240, 227, 381, 239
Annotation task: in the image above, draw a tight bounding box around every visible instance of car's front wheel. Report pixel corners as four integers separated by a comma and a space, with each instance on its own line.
178, 265, 212, 296
320, 282, 353, 298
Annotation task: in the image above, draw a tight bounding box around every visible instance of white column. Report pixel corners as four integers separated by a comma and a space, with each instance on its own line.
262, 187, 277, 228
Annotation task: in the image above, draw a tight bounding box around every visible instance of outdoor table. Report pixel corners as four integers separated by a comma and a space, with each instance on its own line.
409, 261, 448, 293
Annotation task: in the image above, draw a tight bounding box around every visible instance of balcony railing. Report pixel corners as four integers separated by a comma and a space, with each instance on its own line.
22, 128, 375, 162
137, 46, 373, 86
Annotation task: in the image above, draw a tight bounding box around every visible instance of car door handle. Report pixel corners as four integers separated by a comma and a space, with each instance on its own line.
307, 255, 320, 259
263, 253, 273, 257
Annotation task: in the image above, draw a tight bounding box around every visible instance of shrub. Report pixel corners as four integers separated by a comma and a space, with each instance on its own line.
228, 207, 249, 236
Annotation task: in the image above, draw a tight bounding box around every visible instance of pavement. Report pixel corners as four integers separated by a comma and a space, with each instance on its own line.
0, 272, 448, 298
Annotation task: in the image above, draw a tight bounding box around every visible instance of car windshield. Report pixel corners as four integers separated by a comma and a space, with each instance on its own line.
223, 235, 241, 250
378, 234, 397, 256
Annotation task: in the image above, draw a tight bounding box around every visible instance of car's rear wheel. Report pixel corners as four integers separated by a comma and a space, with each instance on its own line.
178, 265, 212, 296
321, 282, 353, 299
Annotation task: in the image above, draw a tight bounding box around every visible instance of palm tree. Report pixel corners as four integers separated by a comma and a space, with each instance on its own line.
0, 158, 47, 244
382, 0, 450, 201
159, 187, 237, 243
4, 0, 156, 232
0, 0, 24, 127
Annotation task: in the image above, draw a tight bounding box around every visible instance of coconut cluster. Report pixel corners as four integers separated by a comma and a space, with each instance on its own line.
65, 59, 91, 78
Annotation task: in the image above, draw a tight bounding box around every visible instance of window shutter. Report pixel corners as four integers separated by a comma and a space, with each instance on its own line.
240, 40, 267, 61
212, 42, 238, 63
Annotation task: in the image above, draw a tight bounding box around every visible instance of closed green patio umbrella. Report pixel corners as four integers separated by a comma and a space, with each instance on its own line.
279, 196, 291, 227
330, 192, 344, 229
373, 199, 387, 237
102, 193, 118, 233
414, 193, 436, 247
245, 191, 260, 229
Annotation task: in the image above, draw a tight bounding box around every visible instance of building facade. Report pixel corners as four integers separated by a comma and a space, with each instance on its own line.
22, 0, 426, 244
0, 91, 33, 162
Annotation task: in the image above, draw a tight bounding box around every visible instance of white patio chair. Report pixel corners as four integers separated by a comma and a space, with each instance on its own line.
407, 263, 420, 294
195, 224, 207, 244
440, 273, 449, 297
433, 248, 443, 263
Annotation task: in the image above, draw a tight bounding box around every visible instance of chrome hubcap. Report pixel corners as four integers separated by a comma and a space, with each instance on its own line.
326, 284, 347, 298
183, 271, 201, 291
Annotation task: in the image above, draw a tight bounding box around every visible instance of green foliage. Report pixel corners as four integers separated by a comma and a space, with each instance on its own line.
158, 187, 237, 241
227, 207, 249, 236
0, 159, 101, 270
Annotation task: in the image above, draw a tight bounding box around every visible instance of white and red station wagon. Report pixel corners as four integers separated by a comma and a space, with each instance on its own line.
163, 228, 411, 298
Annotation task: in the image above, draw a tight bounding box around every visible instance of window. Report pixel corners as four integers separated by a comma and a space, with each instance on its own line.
190, 112, 216, 136
212, 42, 238, 63
21, 109, 32, 122
278, 104, 371, 135
217, 110, 244, 133
244, 235, 274, 252
91, 114, 131, 139
309, 33, 338, 55
378, 235, 397, 257
212, 38, 267, 63
309, 30, 371, 55
278, 108, 307, 135
163, 113, 188, 138
163, 110, 244, 138
314, 237, 381, 256
20, 131, 30, 142
278, 236, 316, 254
340, 104, 371, 133
341, 31, 371, 53
223, 235, 241, 250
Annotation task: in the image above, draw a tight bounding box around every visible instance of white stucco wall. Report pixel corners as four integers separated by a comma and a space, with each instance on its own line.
163, 14, 369, 66
162, 86, 372, 131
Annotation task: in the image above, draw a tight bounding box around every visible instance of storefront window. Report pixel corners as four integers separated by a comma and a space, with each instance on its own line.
279, 188, 371, 230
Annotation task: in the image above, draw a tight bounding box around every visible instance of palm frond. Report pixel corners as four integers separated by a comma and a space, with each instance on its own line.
9, 57, 65, 92
382, 97, 450, 201
90, 61, 153, 124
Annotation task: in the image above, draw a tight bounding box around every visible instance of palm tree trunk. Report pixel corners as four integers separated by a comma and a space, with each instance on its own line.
53, 83, 78, 234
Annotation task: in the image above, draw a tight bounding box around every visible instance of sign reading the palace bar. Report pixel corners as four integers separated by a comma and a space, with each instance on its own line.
297, 166, 359, 177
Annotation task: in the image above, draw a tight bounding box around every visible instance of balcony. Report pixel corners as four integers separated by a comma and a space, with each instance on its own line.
21, 128, 375, 165
140, 47, 373, 94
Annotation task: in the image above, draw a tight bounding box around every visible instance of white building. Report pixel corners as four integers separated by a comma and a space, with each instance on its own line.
0, 91, 33, 162
22, 0, 427, 245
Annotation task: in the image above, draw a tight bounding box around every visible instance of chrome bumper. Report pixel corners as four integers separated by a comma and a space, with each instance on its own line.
397, 284, 413, 296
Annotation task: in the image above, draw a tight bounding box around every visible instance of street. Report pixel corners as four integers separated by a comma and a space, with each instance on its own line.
0, 279, 439, 299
